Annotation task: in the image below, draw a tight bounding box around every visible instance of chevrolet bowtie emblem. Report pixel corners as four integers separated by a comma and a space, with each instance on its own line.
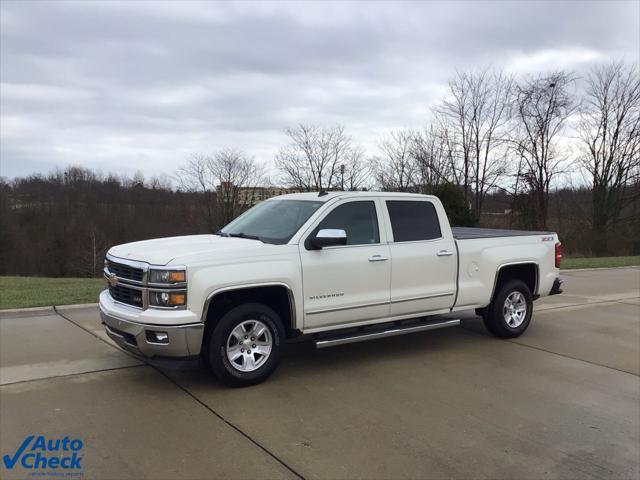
107, 273, 118, 287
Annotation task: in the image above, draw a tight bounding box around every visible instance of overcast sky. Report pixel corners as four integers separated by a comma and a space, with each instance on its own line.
1, 0, 638, 181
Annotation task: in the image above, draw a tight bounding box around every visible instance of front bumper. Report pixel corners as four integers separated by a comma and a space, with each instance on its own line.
100, 307, 204, 358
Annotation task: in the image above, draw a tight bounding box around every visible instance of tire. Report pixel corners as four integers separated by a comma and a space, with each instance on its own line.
483, 279, 533, 338
207, 303, 284, 387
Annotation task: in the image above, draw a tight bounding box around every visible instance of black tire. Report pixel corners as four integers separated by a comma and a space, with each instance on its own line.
483, 279, 533, 338
207, 303, 284, 387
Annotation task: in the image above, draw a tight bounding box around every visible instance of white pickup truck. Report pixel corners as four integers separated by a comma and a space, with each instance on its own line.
100, 191, 563, 386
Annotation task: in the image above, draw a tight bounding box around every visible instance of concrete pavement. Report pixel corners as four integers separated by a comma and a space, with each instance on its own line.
1, 267, 639, 479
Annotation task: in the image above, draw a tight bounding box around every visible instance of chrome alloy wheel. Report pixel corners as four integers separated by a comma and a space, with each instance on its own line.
503, 291, 527, 328
226, 320, 273, 372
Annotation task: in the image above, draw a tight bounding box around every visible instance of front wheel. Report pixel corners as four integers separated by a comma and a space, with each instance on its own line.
207, 303, 284, 387
483, 279, 533, 338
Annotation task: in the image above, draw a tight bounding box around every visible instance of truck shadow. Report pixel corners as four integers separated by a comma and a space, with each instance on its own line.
159, 315, 492, 390
281, 317, 487, 371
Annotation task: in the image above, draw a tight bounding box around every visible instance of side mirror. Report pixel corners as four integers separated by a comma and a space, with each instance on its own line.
310, 229, 347, 249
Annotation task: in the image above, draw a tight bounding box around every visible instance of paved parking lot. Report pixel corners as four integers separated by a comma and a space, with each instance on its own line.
1, 267, 639, 479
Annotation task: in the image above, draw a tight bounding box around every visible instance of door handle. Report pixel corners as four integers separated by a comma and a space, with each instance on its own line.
436, 250, 454, 257
368, 255, 389, 262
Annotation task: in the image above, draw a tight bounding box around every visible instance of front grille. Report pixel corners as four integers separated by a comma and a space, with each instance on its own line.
107, 259, 144, 282
109, 284, 144, 308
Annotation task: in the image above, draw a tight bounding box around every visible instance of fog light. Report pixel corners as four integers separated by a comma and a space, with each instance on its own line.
146, 330, 169, 344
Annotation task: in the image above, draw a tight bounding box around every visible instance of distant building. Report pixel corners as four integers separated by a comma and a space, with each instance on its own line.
216, 182, 301, 206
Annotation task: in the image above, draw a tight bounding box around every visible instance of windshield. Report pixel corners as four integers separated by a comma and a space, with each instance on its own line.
219, 200, 324, 245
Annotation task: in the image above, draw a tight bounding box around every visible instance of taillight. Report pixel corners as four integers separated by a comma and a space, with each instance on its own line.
555, 242, 562, 268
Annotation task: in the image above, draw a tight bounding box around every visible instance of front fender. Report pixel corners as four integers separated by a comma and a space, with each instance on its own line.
187, 255, 303, 330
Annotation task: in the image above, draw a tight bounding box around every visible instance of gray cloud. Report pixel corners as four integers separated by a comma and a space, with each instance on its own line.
1, 0, 638, 179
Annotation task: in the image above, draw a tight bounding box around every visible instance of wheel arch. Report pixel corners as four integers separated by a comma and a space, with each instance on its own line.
490, 262, 539, 302
201, 283, 298, 341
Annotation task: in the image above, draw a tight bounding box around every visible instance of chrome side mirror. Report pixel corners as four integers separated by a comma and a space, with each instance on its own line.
310, 229, 347, 249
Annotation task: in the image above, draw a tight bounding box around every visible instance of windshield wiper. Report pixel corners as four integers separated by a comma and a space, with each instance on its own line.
227, 232, 262, 241
214, 231, 230, 237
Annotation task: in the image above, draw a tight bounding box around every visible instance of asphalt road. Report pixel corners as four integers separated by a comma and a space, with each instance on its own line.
1, 267, 639, 479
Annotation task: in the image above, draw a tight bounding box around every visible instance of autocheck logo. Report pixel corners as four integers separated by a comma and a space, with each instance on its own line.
3, 435, 84, 472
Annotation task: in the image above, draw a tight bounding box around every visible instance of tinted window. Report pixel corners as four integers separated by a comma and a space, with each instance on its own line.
311, 201, 379, 247
386, 200, 441, 242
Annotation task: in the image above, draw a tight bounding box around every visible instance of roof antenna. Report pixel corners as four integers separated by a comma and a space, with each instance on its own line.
318, 190, 328, 197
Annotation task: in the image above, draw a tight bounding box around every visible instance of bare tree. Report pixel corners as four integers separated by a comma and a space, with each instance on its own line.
513, 71, 577, 229
213, 149, 265, 225
412, 123, 460, 189
72, 227, 108, 277
275, 124, 356, 191
437, 69, 513, 217
177, 154, 218, 231
578, 61, 640, 255
374, 130, 418, 192
438, 73, 472, 202
341, 144, 373, 191
148, 174, 174, 190
177, 149, 264, 229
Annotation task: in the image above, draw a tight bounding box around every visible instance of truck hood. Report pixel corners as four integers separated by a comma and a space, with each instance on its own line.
108, 234, 263, 265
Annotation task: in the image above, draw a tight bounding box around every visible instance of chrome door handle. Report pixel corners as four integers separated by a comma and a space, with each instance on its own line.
437, 250, 454, 257
368, 255, 389, 262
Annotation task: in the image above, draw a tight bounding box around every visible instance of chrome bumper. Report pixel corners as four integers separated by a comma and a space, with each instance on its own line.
100, 308, 204, 358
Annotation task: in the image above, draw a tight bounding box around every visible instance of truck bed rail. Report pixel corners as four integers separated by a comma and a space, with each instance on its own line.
452, 227, 552, 240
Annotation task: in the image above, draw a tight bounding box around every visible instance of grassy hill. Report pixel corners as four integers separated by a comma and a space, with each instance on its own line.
1, 276, 105, 310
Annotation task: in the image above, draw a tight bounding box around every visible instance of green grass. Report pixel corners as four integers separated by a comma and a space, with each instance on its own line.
0, 276, 105, 310
562, 256, 640, 270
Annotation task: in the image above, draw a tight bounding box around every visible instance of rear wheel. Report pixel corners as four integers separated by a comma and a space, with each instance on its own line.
207, 303, 283, 387
483, 279, 533, 338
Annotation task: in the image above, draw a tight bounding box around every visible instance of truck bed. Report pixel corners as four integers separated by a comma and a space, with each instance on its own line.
452, 227, 551, 240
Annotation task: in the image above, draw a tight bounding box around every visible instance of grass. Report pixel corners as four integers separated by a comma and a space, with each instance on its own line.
0, 276, 105, 310
1, 255, 639, 309
562, 255, 640, 270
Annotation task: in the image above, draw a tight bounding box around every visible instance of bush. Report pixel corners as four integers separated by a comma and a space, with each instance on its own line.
431, 183, 476, 226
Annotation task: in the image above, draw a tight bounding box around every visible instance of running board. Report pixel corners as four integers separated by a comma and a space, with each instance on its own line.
314, 318, 460, 349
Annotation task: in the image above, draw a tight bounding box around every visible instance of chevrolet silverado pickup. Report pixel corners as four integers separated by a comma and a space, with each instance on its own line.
100, 191, 563, 386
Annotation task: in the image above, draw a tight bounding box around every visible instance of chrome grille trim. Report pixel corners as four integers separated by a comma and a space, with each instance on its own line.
104, 253, 187, 310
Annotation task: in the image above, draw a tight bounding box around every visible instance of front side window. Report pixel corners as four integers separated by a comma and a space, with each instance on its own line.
309, 201, 380, 247
221, 200, 323, 244
386, 200, 441, 242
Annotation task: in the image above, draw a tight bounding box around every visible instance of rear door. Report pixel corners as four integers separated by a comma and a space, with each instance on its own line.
299, 198, 391, 330
383, 199, 457, 317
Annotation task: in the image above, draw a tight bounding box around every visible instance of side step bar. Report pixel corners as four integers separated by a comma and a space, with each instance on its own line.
314, 318, 460, 349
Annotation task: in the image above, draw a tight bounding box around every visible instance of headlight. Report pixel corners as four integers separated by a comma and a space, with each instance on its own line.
149, 269, 186, 284
149, 290, 187, 307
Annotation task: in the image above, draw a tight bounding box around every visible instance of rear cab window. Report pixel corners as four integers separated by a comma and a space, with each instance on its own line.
386, 200, 442, 242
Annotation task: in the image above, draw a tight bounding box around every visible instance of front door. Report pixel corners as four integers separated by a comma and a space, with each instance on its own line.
299, 199, 391, 331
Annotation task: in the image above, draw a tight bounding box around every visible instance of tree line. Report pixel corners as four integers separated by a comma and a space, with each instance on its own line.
1, 61, 638, 277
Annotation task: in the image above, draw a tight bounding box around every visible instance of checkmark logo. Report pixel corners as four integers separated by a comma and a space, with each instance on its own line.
2, 435, 34, 469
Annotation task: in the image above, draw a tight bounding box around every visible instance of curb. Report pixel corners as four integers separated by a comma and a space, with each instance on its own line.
562, 265, 640, 273
0, 302, 98, 315
0, 305, 55, 314
55, 302, 99, 310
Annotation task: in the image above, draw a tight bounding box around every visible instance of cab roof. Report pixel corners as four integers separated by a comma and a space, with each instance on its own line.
270, 191, 437, 203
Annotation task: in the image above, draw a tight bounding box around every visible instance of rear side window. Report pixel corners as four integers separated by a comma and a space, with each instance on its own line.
386, 200, 442, 242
